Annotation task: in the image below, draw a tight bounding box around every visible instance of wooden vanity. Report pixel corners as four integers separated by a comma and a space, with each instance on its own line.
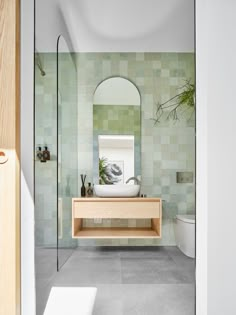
72, 198, 162, 238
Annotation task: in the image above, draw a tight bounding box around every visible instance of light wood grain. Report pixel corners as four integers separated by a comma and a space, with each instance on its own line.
72, 198, 162, 239
73, 218, 83, 236
74, 227, 160, 238
151, 218, 160, 235
74, 201, 160, 218
73, 197, 161, 202
0, 0, 21, 314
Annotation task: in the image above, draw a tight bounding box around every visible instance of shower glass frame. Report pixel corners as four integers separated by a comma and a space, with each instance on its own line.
56, 35, 78, 271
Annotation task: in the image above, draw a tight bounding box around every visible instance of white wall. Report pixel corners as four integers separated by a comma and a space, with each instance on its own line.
196, 1, 236, 314
21, 0, 35, 314
36, 0, 194, 52
35, 0, 74, 52
94, 77, 141, 106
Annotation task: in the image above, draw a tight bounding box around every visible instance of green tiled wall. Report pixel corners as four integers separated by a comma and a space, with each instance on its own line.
76, 52, 195, 246
35, 53, 57, 247
93, 105, 140, 133
35, 52, 78, 247
58, 53, 78, 248
35, 52, 195, 247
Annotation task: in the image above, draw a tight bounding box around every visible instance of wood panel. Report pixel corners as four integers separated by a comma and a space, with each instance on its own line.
72, 198, 162, 239
73, 197, 161, 202
73, 200, 160, 219
72, 218, 83, 237
151, 218, 160, 235
74, 227, 160, 238
0, 0, 21, 314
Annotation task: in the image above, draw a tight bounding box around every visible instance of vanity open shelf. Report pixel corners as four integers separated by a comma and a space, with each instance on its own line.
72, 198, 162, 238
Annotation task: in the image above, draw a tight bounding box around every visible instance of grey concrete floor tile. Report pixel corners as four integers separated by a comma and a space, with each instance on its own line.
93, 300, 123, 315
36, 283, 54, 315
174, 263, 195, 283
164, 246, 187, 256
36, 247, 195, 315
155, 268, 195, 284
121, 256, 192, 284
36, 278, 54, 291
36, 303, 47, 315
122, 284, 195, 315
120, 246, 169, 259
35, 247, 75, 268
35, 262, 57, 280
73, 246, 121, 259
36, 247, 57, 254
35, 248, 57, 265
58, 248, 75, 268
167, 252, 195, 270
54, 258, 122, 285
164, 246, 196, 280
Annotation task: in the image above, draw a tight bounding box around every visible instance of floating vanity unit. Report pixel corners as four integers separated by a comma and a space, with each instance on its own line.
72, 198, 162, 238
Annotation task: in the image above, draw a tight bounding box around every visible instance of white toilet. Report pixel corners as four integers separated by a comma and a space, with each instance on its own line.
175, 214, 195, 258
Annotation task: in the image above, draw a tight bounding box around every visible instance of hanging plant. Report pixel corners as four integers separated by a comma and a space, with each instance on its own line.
153, 80, 195, 123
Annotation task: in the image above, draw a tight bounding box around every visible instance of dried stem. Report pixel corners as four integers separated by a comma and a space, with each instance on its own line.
153, 79, 195, 124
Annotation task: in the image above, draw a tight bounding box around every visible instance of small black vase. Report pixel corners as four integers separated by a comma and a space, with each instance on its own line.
81, 184, 86, 197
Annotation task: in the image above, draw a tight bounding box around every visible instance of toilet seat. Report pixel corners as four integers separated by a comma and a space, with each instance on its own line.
176, 214, 195, 224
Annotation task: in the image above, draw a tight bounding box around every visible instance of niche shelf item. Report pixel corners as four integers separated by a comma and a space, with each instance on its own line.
72, 198, 162, 238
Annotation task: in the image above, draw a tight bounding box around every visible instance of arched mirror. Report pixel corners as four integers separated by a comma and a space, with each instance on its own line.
93, 77, 141, 185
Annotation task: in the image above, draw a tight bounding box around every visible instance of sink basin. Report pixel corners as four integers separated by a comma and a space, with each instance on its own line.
94, 184, 140, 198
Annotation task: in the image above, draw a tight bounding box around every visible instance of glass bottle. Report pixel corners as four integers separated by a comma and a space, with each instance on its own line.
86, 182, 93, 197
43, 146, 50, 161
36, 146, 43, 161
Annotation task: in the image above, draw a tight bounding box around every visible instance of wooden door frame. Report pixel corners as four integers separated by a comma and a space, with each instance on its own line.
0, 0, 21, 314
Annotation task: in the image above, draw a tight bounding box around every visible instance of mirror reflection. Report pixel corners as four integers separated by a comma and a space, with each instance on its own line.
93, 77, 141, 184
98, 135, 134, 184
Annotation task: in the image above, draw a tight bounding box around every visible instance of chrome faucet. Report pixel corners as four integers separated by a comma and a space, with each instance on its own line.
126, 177, 141, 185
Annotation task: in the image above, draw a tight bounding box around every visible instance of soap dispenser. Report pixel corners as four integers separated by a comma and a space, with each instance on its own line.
36, 146, 43, 161
86, 182, 93, 197
43, 146, 50, 161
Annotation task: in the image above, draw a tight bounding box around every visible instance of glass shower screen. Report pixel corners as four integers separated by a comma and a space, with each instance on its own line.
57, 35, 78, 270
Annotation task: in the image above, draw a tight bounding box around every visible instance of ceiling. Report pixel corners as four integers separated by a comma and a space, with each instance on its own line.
36, 0, 194, 52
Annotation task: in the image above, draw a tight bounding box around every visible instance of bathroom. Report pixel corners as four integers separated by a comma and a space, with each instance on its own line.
35, 0, 195, 314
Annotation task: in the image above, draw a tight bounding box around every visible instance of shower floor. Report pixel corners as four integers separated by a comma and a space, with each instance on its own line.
36, 246, 195, 315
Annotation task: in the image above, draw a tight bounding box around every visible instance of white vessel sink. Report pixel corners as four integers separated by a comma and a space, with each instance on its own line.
94, 184, 140, 198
